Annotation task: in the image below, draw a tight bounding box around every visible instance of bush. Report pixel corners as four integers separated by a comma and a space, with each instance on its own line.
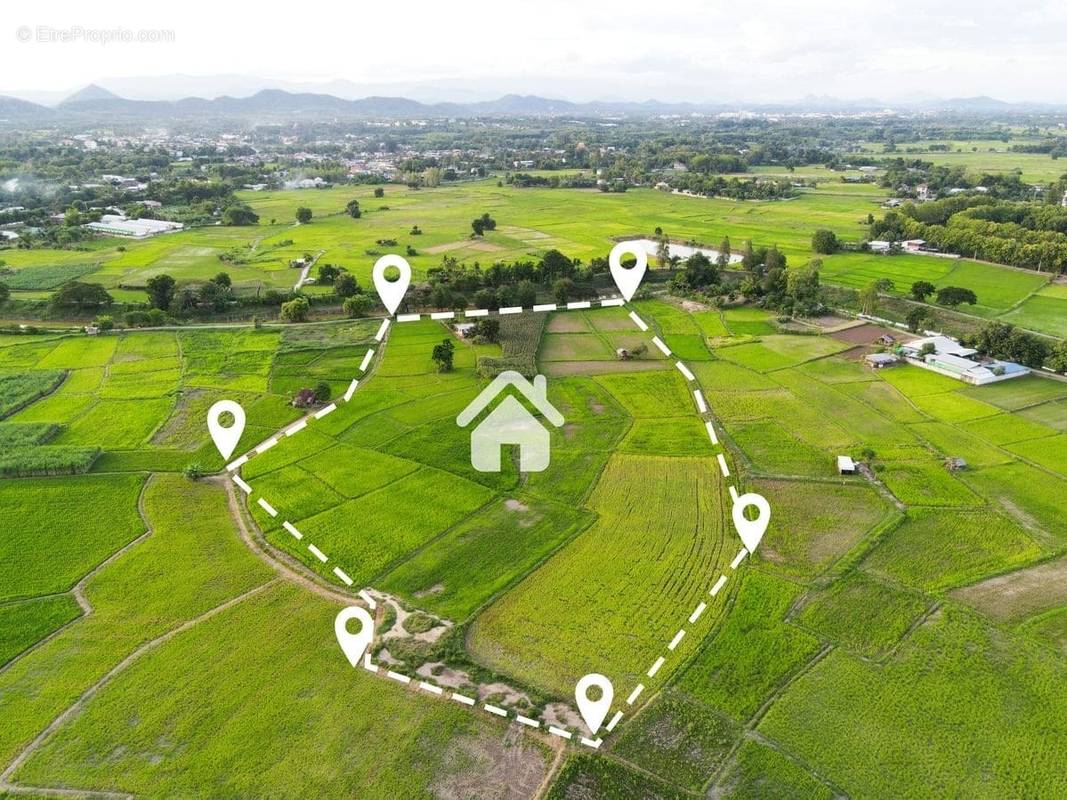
184, 463, 205, 480
812, 229, 839, 254
342, 294, 373, 318
280, 295, 310, 322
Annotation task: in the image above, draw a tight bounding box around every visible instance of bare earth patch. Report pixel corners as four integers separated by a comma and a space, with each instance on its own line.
468, 241, 506, 253
543, 703, 593, 737
952, 556, 1067, 623
429, 728, 547, 800
416, 661, 476, 690
478, 682, 532, 709
424, 240, 469, 254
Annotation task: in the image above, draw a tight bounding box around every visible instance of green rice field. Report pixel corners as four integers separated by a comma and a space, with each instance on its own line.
2, 245, 1067, 796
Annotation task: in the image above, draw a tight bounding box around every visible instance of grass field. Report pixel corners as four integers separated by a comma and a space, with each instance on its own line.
3, 231, 1067, 797
4, 177, 1063, 335
14, 583, 539, 799
863, 507, 1043, 591
0, 473, 146, 601
760, 607, 1067, 799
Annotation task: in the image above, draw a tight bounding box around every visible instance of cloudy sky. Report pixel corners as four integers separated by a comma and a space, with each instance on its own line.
3, 0, 1065, 104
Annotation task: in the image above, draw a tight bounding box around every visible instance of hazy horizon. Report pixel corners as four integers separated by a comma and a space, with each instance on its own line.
4, 0, 1066, 105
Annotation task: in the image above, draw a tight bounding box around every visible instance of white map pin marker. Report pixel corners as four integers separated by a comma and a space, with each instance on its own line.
575, 673, 614, 735
730, 489, 771, 553
335, 606, 375, 667
207, 399, 246, 461
609, 242, 648, 302
373, 254, 412, 316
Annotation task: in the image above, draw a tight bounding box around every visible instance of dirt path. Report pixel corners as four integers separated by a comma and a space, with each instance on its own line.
293, 248, 326, 291
216, 475, 353, 605
531, 738, 567, 800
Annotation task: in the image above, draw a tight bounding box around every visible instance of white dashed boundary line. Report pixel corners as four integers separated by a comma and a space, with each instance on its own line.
231, 294, 757, 751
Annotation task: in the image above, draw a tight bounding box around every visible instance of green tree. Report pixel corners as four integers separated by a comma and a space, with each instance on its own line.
470, 318, 500, 343
345, 199, 362, 219
471, 212, 497, 236
0, 282, 8, 304
342, 294, 372, 318
655, 235, 670, 267
473, 288, 499, 310
541, 249, 575, 281
811, 229, 839, 254
514, 281, 537, 307
431, 338, 455, 372
221, 205, 259, 226
51, 281, 113, 310
859, 281, 881, 316
905, 306, 929, 332
317, 263, 340, 284
145, 274, 176, 310
295, 207, 312, 224
279, 295, 310, 322
373, 187, 385, 198
716, 236, 732, 269
1047, 341, 1067, 373
553, 278, 575, 305
936, 286, 977, 307
213, 272, 232, 288
910, 280, 936, 302
313, 381, 331, 402
94, 314, 115, 331
335, 273, 359, 298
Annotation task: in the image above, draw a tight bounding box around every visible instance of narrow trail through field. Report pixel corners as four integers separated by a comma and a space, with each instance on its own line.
218, 475, 352, 605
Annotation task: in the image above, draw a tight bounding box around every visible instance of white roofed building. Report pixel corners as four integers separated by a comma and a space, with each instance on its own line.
85, 214, 183, 238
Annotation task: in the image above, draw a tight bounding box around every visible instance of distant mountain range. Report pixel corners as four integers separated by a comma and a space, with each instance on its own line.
0, 83, 1060, 123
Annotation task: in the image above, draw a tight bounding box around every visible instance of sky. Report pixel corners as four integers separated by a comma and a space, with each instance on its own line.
3, 0, 1066, 104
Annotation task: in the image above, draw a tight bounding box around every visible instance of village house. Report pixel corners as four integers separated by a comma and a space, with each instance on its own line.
899, 335, 1030, 386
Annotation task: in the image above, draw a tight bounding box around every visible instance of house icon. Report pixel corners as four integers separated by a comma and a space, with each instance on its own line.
456, 370, 564, 473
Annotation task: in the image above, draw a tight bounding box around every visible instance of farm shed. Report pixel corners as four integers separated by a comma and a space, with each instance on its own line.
865, 353, 898, 369
837, 455, 857, 475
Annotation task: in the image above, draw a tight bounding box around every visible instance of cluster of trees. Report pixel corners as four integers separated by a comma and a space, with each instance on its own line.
400, 248, 615, 312
665, 237, 819, 316
50, 281, 113, 310
879, 159, 1041, 201
661, 175, 796, 201
221, 204, 259, 226
313, 262, 375, 317
144, 272, 236, 314
665, 238, 739, 296
506, 173, 598, 189
964, 322, 1060, 369
872, 199, 1067, 272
